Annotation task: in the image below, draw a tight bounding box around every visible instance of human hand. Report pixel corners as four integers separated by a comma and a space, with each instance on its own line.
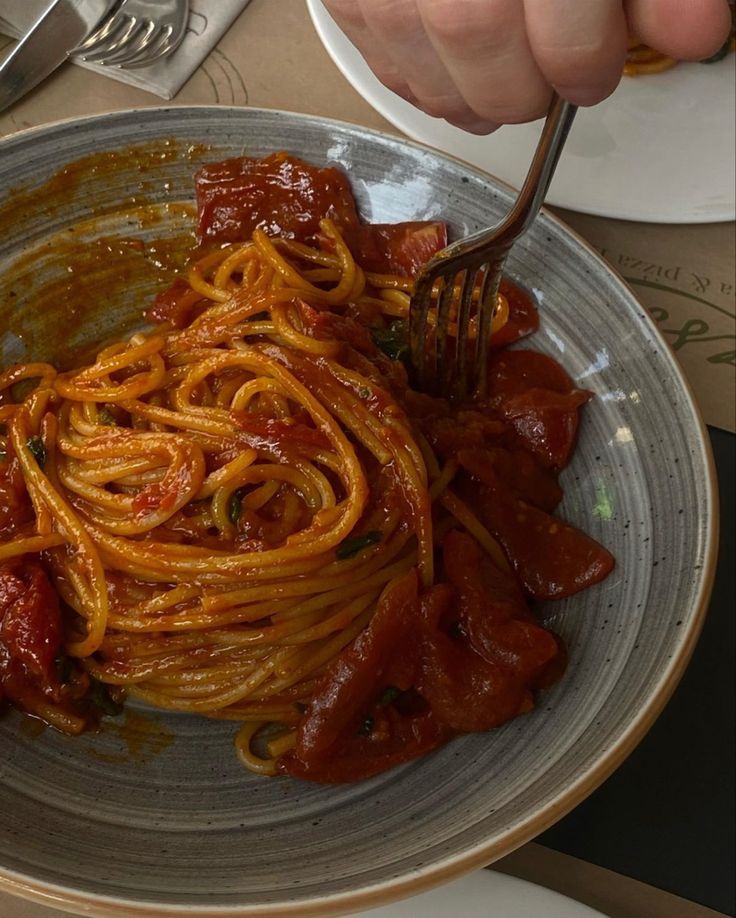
323, 0, 733, 132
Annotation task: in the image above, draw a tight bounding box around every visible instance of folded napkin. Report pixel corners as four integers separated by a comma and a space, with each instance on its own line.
0, 0, 251, 99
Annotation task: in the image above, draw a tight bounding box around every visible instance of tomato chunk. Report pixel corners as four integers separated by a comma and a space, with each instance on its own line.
195, 152, 360, 244
280, 570, 450, 783
343, 222, 447, 277
146, 277, 203, 328
484, 446, 563, 512
492, 281, 540, 347
443, 531, 560, 683
458, 453, 615, 600
0, 559, 62, 699
502, 388, 591, 469
488, 349, 576, 399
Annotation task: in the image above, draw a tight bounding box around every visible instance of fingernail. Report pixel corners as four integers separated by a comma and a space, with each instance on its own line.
445, 117, 499, 135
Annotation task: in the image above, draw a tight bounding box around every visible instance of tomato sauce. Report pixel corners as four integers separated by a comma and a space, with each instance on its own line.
2, 152, 614, 779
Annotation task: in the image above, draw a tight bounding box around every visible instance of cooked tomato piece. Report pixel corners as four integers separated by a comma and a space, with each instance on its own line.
0, 559, 62, 696
0, 445, 35, 539
491, 280, 540, 347
342, 222, 447, 277
282, 707, 448, 784
443, 531, 560, 684
488, 349, 576, 399
196, 152, 360, 244
415, 582, 532, 732
280, 570, 450, 783
502, 388, 591, 469
457, 454, 615, 600
295, 569, 420, 760
484, 446, 563, 512
146, 277, 204, 328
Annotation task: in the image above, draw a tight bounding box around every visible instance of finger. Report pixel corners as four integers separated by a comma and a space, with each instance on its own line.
626, 0, 733, 60
418, 0, 552, 124
524, 0, 627, 106
445, 115, 501, 134
322, 0, 415, 101
358, 0, 489, 126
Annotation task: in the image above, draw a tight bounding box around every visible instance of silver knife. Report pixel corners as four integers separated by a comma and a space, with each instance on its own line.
0, 0, 116, 114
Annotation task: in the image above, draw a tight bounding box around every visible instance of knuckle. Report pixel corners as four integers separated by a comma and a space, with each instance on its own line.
412, 89, 471, 120
323, 0, 365, 30
364, 0, 422, 40
474, 90, 552, 125
420, 0, 508, 49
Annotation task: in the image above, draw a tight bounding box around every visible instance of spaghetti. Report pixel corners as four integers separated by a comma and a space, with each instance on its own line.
0, 153, 614, 783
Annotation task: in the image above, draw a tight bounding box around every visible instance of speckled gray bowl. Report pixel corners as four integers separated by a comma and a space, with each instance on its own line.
0, 108, 717, 918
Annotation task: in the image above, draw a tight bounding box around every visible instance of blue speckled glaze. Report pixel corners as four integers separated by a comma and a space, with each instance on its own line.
0, 107, 717, 918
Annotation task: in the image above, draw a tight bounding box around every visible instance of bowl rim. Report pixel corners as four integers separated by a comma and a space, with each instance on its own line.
0, 104, 720, 918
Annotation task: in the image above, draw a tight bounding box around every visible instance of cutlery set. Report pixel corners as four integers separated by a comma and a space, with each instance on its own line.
0, 0, 189, 113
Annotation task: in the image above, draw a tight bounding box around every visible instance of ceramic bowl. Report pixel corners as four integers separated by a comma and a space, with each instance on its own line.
0, 107, 717, 917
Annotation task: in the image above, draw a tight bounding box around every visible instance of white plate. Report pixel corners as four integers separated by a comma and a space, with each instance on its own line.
308, 0, 736, 223
0, 872, 607, 918
356, 870, 607, 917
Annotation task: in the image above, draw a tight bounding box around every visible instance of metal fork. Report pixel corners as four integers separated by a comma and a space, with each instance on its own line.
409, 94, 577, 400
74, 0, 189, 69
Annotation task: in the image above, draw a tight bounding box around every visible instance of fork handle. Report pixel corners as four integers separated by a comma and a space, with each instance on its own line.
494, 94, 577, 245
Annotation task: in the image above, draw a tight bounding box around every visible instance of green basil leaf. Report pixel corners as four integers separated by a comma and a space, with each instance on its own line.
336, 531, 381, 560
228, 489, 244, 525
370, 319, 409, 362
26, 436, 46, 469
98, 407, 117, 426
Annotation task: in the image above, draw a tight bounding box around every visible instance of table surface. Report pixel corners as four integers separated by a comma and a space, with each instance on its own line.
0, 2, 734, 916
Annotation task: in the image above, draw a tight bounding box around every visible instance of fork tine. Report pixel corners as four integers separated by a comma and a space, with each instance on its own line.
93, 20, 151, 64
434, 276, 456, 393
81, 16, 137, 61
409, 271, 435, 392
76, 14, 126, 55
117, 25, 173, 68
97, 20, 156, 66
119, 26, 178, 68
473, 264, 503, 398
450, 267, 478, 399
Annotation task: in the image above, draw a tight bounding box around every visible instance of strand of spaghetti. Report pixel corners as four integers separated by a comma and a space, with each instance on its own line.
429, 459, 458, 500
57, 432, 206, 535
106, 539, 411, 633
0, 362, 57, 392
188, 247, 243, 302
0, 533, 66, 560
440, 490, 510, 573
55, 351, 166, 402
200, 529, 412, 612
270, 301, 341, 357
235, 723, 278, 776
195, 448, 258, 499
9, 406, 108, 656
254, 218, 365, 305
